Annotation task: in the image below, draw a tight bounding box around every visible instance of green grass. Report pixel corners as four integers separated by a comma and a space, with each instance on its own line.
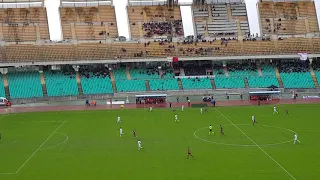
0, 104, 320, 180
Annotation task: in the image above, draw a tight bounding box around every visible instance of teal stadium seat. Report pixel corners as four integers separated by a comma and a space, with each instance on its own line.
80, 73, 113, 95
247, 76, 279, 88
149, 79, 179, 91
44, 71, 79, 96
113, 68, 127, 80
316, 71, 320, 85
280, 72, 315, 88
260, 65, 276, 76
0, 74, 6, 97
181, 78, 212, 90
214, 77, 245, 88
228, 68, 258, 77
116, 80, 146, 92
162, 71, 175, 79
213, 69, 225, 77
130, 69, 159, 79
7, 71, 43, 98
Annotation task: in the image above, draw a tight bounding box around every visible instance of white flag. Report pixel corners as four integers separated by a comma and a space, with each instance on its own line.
298, 53, 308, 61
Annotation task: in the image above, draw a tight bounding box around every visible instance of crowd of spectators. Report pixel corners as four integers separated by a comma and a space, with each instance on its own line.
79, 65, 110, 79
227, 62, 257, 73
277, 60, 309, 73
172, 20, 183, 36
143, 21, 172, 37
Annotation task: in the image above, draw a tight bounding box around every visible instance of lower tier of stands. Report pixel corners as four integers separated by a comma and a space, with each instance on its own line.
181, 78, 212, 90
214, 77, 245, 88
247, 76, 279, 88
116, 80, 146, 92
315, 71, 320, 85
7, 71, 43, 98
0, 74, 6, 97
80, 73, 113, 95
280, 72, 315, 88
44, 71, 79, 97
149, 79, 179, 91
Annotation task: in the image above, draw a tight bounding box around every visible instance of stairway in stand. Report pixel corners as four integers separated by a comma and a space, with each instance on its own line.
274, 67, 284, 88
178, 79, 183, 90
75, 71, 83, 95
3, 74, 10, 99
310, 67, 319, 88
244, 78, 249, 88
210, 78, 216, 89
109, 70, 117, 93
145, 80, 150, 91
39, 71, 48, 97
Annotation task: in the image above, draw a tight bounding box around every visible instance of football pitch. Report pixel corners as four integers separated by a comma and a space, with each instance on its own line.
0, 104, 320, 180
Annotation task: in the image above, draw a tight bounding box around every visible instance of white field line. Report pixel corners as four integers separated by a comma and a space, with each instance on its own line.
214, 108, 297, 180
14, 120, 66, 174
39, 132, 69, 151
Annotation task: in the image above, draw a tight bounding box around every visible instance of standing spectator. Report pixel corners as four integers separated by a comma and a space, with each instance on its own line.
176, 97, 179, 102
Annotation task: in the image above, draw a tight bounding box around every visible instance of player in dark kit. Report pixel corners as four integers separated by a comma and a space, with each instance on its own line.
187, 147, 194, 159
286, 109, 289, 116
205, 107, 208, 112
220, 125, 224, 135
133, 129, 136, 138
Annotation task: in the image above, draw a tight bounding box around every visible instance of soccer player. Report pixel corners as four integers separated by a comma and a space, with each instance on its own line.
294, 133, 300, 144
149, 106, 153, 112
200, 108, 203, 114
273, 106, 278, 114
252, 115, 256, 125
138, 140, 143, 150
117, 116, 121, 124
286, 109, 289, 116
120, 104, 124, 110
209, 125, 214, 135
120, 127, 124, 137
133, 129, 136, 138
205, 107, 208, 112
187, 147, 194, 159
181, 105, 184, 112
220, 125, 224, 135
175, 114, 179, 122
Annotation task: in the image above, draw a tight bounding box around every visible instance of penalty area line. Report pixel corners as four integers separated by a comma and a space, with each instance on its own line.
214, 108, 297, 180
14, 120, 66, 174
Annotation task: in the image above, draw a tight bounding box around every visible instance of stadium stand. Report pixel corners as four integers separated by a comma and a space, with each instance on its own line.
181, 77, 212, 90
214, 77, 245, 89
149, 79, 179, 91
278, 61, 315, 88
227, 62, 258, 77
113, 68, 128, 80
0, 74, 5, 97
247, 76, 279, 88
258, 1, 319, 35
7, 70, 43, 98
79, 65, 113, 95
44, 69, 79, 96
127, 5, 182, 38
116, 80, 146, 92
0, 7, 49, 41
60, 6, 117, 40
130, 68, 159, 79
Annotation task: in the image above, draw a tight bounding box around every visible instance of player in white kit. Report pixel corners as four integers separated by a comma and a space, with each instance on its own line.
252, 115, 256, 125
117, 116, 121, 123
273, 106, 278, 114
138, 140, 143, 150
181, 105, 184, 112
175, 114, 179, 122
149, 106, 153, 112
120, 127, 124, 137
294, 133, 300, 144
200, 108, 203, 114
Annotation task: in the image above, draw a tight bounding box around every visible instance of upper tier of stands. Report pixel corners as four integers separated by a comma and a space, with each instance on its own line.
258, 1, 319, 35
127, 5, 183, 38
0, 8, 49, 42
60, 6, 118, 40
2, 37, 320, 62
194, 3, 249, 37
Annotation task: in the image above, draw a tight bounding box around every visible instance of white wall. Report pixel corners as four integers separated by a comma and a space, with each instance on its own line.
179, 0, 195, 37
245, 0, 260, 36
